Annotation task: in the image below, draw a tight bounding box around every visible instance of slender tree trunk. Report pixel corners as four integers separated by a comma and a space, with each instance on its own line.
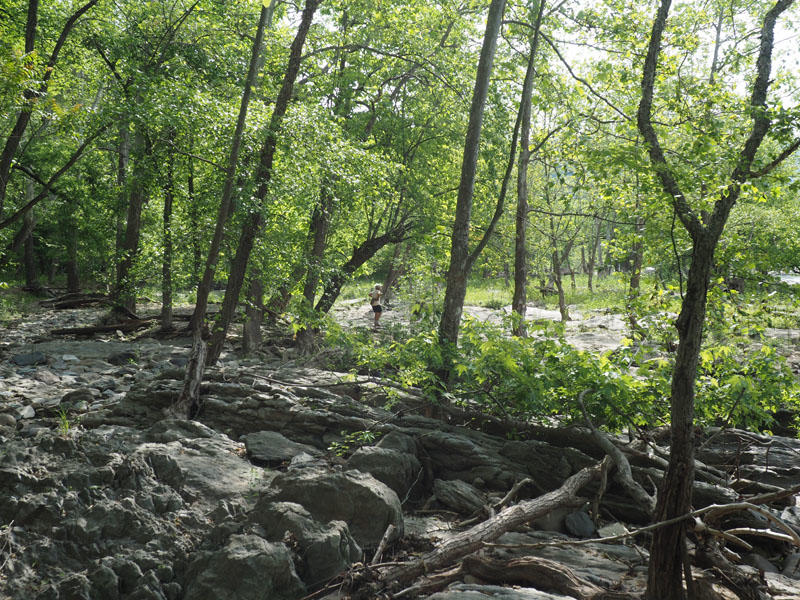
187, 150, 201, 288
301, 187, 333, 306
586, 218, 600, 292
115, 124, 130, 284
113, 129, 148, 314
637, 1, 794, 597
160, 150, 175, 330
382, 241, 410, 305
65, 199, 80, 293
22, 181, 40, 292
204, 0, 321, 367
627, 216, 645, 334
243, 276, 264, 353
438, 0, 507, 355
512, 1, 545, 337
552, 250, 568, 322
313, 227, 408, 315
188, 1, 275, 335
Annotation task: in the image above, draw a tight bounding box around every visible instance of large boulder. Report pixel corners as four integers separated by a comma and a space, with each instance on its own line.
433, 479, 486, 515
182, 535, 305, 600
426, 584, 573, 599
242, 431, 321, 467
346, 445, 421, 499
250, 501, 361, 587
266, 468, 403, 547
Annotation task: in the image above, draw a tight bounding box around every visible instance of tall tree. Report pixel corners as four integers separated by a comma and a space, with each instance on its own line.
438, 0, 507, 357
637, 1, 797, 597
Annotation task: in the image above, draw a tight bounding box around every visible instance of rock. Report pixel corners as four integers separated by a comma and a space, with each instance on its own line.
564, 510, 596, 538
16, 405, 35, 420
346, 446, 421, 499
11, 351, 47, 366
426, 584, 574, 599
62, 388, 96, 405
377, 431, 418, 454
88, 564, 120, 600
242, 431, 322, 467
597, 522, 629, 538
182, 535, 305, 600
743, 552, 780, 573
250, 501, 361, 587
108, 351, 138, 366
145, 419, 217, 443
433, 479, 486, 515
783, 552, 800, 578
0, 413, 16, 428
34, 369, 60, 384
267, 468, 403, 547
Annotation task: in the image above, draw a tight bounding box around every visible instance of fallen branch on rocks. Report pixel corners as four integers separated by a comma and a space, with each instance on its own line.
349, 462, 602, 599
39, 292, 107, 309
579, 390, 656, 516
51, 319, 155, 335
461, 553, 636, 600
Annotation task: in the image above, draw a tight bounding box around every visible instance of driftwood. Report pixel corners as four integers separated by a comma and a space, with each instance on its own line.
462, 553, 637, 600
350, 462, 602, 599
51, 319, 155, 335
40, 292, 107, 309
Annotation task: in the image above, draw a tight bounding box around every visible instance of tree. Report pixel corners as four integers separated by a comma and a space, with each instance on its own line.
438, 0, 507, 360
636, 1, 798, 597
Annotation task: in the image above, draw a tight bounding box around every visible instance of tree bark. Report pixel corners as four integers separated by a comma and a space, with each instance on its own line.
438, 0, 507, 358
242, 276, 264, 354
637, 1, 795, 597
512, 1, 545, 338
353, 463, 600, 598
160, 149, 175, 331
188, 1, 274, 335
314, 225, 410, 315
205, 0, 321, 366
113, 129, 149, 314
115, 124, 130, 279
22, 181, 40, 292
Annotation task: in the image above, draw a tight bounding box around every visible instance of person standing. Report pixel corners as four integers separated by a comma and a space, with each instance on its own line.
368, 284, 383, 328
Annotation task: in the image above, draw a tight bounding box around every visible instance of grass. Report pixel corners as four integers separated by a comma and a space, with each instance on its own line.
0, 286, 40, 326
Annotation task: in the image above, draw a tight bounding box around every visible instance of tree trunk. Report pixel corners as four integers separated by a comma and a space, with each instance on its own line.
627, 216, 645, 335
587, 218, 600, 292
113, 129, 148, 314
160, 149, 175, 330
512, 1, 545, 337
438, 0, 507, 354
115, 124, 130, 281
314, 227, 409, 315
65, 200, 80, 294
381, 241, 407, 306
243, 276, 263, 354
205, 0, 321, 366
301, 186, 333, 306
636, 1, 794, 597
22, 181, 40, 292
187, 149, 201, 288
553, 250, 569, 321
188, 1, 274, 335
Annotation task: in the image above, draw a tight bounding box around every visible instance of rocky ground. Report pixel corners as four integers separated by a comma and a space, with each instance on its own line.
1, 302, 800, 599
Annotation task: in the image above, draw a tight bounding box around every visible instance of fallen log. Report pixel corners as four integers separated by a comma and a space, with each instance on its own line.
51, 319, 155, 335
350, 462, 602, 599
462, 553, 637, 600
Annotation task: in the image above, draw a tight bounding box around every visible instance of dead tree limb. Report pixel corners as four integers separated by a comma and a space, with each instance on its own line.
351, 462, 602, 598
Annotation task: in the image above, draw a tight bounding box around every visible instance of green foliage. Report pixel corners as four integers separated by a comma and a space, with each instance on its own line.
328, 430, 381, 458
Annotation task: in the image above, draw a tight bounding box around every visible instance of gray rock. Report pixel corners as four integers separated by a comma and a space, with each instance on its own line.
145, 419, 216, 443
427, 584, 573, 599
250, 501, 361, 587
108, 351, 138, 366
783, 552, 800, 578
743, 552, 780, 573
16, 405, 35, 420
564, 510, 596, 538
89, 564, 120, 600
433, 479, 486, 515
62, 388, 95, 405
377, 431, 418, 455
268, 468, 403, 547
11, 351, 47, 366
0, 413, 16, 428
34, 369, 60, 384
346, 446, 421, 499
182, 535, 305, 600
242, 431, 321, 467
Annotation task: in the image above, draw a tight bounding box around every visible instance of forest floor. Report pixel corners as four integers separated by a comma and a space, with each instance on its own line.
1, 298, 800, 599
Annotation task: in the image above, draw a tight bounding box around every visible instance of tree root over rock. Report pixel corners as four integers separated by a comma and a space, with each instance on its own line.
346, 462, 603, 599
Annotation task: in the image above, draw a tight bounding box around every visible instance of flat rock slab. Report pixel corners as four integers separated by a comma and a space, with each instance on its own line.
242, 430, 321, 467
